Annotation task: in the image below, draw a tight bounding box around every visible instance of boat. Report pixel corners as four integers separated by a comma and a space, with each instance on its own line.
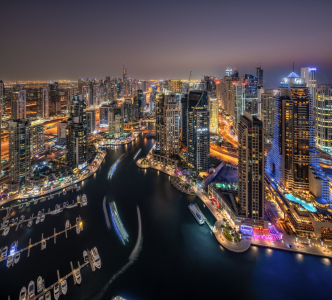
19, 204, 24, 210
82, 194, 87, 206
14, 252, 20, 264
19, 286, 27, 300
65, 220, 70, 229
83, 250, 89, 262
4, 219, 9, 227
41, 239, 46, 250
38, 296, 44, 300
20, 215, 25, 222
28, 219, 33, 228
26, 202, 30, 208
54, 283, 60, 300
60, 278, 68, 295
28, 281, 35, 299
2, 227, 9, 236
63, 189, 66, 195
45, 291, 51, 300
91, 247, 101, 269
41, 214, 45, 222
188, 204, 205, 225
1, 246, 8, 259
63, 202, 67, 208
77, 195, 81, 203
76, 224, 80, 234
36, 216, 40, 224
6, 255, 13, 267
38, 211, 42, 216
74, 268, 82, 285
10, 241, 17, 255
10, 219, 15, 226
15, 217, 19, 224
34, 199, 38, 205
37, 276, 43, 293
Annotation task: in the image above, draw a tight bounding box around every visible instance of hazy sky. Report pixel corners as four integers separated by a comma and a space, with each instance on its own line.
1, 0, 332, 88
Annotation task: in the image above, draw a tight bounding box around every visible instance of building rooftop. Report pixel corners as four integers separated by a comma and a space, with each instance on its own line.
287, 72, 300, 78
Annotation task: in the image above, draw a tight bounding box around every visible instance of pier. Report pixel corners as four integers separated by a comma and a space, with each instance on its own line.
0, 216, 83, 263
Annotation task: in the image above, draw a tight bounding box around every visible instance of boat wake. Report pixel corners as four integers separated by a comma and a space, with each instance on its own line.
91, 206, 143, 300
103, 196, 111, 230
108, 154, 125, 180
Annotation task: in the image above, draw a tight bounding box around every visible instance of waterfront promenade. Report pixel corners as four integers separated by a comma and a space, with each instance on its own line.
0, 150, 107, 207
137, 156, 332, 257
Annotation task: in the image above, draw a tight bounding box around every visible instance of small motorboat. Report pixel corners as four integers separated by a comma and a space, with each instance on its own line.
76, 224, 80, 234
28, 281, 35, 299
20, 215, 25, 222
18, 204, 24, 210
1, 246, 8, 259
14, 252, 20, 264
10, 241, 17, 255
77, 195, 81, 203
54, 283, 60, 300
10, 219, 15, 226
14, 217, 18, 224
36, 216, 40, 225
4, 219, 9, 227
41, 240, 46, 250
45, 291, 51, 300
19, 286, 27, 300
41, 214, 45, 222
74, 268, 82, 285
63, 189, 67, 195
65, 220, 70, 229
26, 202, 30, 208
38, 296, 44, 300
38, 211, 42, 216
2, 227, 9, 236
34, 199, 38, 205
37, 276, 43, 293
91, 247, 101, 269
63, 202, 67, 208
28, 219, 33, 228
83, 250, 89, 262
6, 255, 13, 268
60, 278, 68, 295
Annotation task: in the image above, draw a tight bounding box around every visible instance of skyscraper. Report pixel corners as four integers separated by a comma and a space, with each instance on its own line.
66, 95, 87, 167
36, 87, 49, 119
301, 67, 317, 109
0, 80, 4, 113
167, 80, 182, 93
187, 90, 210, 177
134, 89, 144, 120
316, 85, 332, 153
29, 119, 45, 158
99, 104, 111, 127
109, 107, 123, 138
8, 119, 31, 188
122, 99, 133, 123
82, 86, 90, 108
180, 95, 188, 146
49, 82, 61, 116
155, 93, 180, 157
209, 97, 219, 133
238, 112, 264, 223
66, 86, 77, 112
86, 110, 96, 134
123, 64, 127, 82
11, 89, 26, 120
261, 89, 277, 143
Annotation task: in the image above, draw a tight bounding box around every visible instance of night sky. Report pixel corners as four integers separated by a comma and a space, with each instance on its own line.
1, 0, 332, 88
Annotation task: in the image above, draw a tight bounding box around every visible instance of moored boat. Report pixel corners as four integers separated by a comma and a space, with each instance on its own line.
60, 278, 68, 295
19, 286, 27, 300
54, 283, 60, 300
37, 276, 43, 293
26, 202, 30, 208
77, 195, 81, 203
41, 214, 45, 222
28, 280, 35, 299
74, 268, 82, 285
1, 246, 8, 259
19, 204, 24, 210
14, 252, 20, 264
36, 216, 40, 224
28, 219, 33, 228
65, 220, 70, 229
6, 255, 13, 268
91, 247, 101, 269
45, 291, 51, 300
82, 194, 87, 206
2, 226, 9, 236
83, 250, 88, 262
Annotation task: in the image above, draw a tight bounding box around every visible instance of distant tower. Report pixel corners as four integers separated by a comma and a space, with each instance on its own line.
123, 64, 127, 82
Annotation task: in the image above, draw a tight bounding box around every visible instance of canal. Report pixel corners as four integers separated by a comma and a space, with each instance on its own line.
1, 133, 332, 300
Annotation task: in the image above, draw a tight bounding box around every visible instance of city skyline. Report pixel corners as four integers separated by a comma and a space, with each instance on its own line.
1, 0, 332, 86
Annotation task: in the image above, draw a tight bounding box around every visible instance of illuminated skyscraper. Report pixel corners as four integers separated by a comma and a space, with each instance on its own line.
49, 82, 61, 116
123, 64, 127, 82
0, 80, 4, 112
187, 90, 210, 177
109, 107, 123, 138
134, 89, 144, 120
238, 112, 264, 223
11, 89, 26, 120
82, 86, 90, 107
209, 97, 219, 133
122, 99, 133, 123
261, 89, 277, 143
301, 67, 317, 109
66, 86, 77, 112
316, 85, 332, 153
86, 110, 96, 134
36, 87, 49, 118
99, 104, 111, 127
167, 80, 182, 93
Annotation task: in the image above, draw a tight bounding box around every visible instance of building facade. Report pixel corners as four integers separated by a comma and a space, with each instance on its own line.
209, 97, 218, 134
11, 89, 26, 120
109, 107, 123, 138
36, 87, 49, 118
261, 89, 277, 143
86, 110, 96, 134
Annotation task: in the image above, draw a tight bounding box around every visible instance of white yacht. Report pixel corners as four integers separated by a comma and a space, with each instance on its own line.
19, 204, 24, 210
15, 217, 19, 224
38, 211, 42, 216
36, 216, 40, 224
20, 215, 25, 222
54, 283, 60, 300
38, 296, 44, 300
83, 250, 89, 262
82, 194, 87, 206
28, 219, 33, 228
45, 291, 51, 300
74, 268, 82, 285
19, 286, 27, 300
2, 226, 9, 236
65, 220, 70, 229
14, 252, 20, 264
28, 281, 35, 299
6, 255, 13, 268
91, 247, 101, 269
60, 278, 68, 295
76, 224, 80, 234
10, 241, 17, 255
37, 276, 43, 293
41, 214, 45, 222
63, 202, 67, 208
